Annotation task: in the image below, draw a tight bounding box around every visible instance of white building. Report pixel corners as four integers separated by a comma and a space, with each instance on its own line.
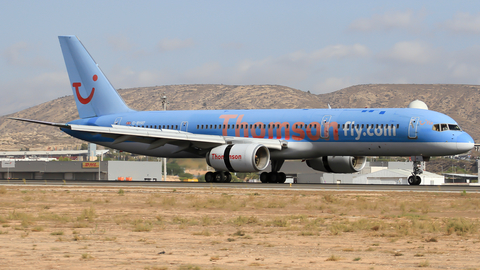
352, 169, 444, 185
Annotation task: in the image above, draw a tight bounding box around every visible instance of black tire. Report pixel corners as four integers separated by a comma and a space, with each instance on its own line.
224, 172, 232, 183
214, 171, 225, 182
408, 176, 415, 185
268, 172, 277, 183
260, 172, 269, 183
414, 175, 422, 185
278, 172, 287, 183
205, 172, 214, 183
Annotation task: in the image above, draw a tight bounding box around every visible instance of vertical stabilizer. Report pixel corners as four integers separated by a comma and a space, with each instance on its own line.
59, 35, 134, 118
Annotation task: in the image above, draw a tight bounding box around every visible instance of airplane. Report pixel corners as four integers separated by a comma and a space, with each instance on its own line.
9, 36, 475, 185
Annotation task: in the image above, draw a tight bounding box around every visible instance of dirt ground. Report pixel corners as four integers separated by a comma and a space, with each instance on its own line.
0, 185, 480, 269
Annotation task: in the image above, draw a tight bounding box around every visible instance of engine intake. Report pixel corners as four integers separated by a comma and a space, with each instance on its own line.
207, 144, 270, 172
306, 156, 366, 173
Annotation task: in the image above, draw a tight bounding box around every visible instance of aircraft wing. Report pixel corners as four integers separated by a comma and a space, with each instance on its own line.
9, 117, 284, 151
70, 124, 285, 150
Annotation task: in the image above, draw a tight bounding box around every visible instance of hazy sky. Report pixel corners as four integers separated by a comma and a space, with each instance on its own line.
2, 1, 480, 116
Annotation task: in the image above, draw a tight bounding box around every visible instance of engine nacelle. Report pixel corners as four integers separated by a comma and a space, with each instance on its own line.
207, 144, 270, 172
306, 156, 366, 173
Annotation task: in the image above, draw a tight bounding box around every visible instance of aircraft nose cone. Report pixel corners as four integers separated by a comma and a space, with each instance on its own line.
457, 133, 474, 153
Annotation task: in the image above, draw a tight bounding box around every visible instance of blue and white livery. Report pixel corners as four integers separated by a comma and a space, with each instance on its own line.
10, 36, 475, 185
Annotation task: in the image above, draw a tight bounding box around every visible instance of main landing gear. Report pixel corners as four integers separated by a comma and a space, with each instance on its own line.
260, 172, 287, 183
260, 159, 287, 183
205, 171, 232, 183
408, 157, 426, 185
204, 159, 288, 184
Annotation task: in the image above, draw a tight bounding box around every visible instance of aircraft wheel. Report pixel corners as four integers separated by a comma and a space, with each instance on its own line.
268, 172, 277, 183
408, 176, 415, 185
278, 172, 286, 183
224, 172, 232, 183
414, 175, 422, 185
260, 172, 269, 183
214, 172, 225, 183
205, 172, 214, 183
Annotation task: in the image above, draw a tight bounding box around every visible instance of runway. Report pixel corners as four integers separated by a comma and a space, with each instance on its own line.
1, 179, 479, 192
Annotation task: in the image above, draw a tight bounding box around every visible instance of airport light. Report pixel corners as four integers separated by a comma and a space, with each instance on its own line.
161, 93, 168, 182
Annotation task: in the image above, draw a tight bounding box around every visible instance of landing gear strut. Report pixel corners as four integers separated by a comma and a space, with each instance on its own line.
260, 159, 287, 183
408, 157, 426, 185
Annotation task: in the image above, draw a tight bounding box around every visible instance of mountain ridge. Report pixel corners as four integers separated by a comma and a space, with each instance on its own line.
0, 84, 478, 151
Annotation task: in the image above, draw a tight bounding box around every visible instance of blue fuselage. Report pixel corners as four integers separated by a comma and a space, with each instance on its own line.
63, 107, 474, 159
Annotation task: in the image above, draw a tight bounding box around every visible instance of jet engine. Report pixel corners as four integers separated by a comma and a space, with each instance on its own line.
207, 144, 270, 172
306, 156, 366, 173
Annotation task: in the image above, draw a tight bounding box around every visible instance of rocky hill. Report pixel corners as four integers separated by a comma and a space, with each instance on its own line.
0, 84, 478, 151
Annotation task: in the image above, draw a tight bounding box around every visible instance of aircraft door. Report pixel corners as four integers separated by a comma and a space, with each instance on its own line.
114, 117, 122, 125
181, 121, 188, 132
408, 117, 419, 139
320, 115, 332, 139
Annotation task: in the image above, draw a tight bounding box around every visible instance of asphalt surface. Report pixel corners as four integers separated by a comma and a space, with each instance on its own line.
1, 179, 479, 192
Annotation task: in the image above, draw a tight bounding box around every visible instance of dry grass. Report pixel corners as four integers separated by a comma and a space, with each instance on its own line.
0, 186, 479, 269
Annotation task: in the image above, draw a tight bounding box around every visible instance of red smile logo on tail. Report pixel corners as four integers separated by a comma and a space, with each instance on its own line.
73, 74, 97, 104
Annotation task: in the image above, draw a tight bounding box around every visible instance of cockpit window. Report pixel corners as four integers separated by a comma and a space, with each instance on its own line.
433, 123, 462, 132
448, 124, 461, 131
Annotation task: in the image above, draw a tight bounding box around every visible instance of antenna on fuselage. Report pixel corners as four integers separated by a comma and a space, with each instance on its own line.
328, 104, 332, 109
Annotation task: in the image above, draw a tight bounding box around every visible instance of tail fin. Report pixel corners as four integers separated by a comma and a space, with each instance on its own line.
59, 35, 134, 118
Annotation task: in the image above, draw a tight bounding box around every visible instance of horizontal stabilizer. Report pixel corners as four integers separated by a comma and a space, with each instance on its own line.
8, 117, 69, 128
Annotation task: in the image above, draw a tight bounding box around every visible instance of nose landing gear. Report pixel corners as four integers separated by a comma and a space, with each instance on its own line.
408, 174, 422, 185
408, 156, 427, 185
